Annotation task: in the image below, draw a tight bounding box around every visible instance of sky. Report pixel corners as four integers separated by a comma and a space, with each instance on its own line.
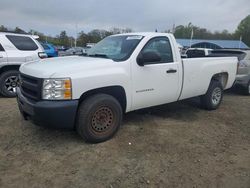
0, 0, 249, 37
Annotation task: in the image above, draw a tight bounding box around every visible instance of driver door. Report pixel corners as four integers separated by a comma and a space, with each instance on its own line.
131, 37, 181, 110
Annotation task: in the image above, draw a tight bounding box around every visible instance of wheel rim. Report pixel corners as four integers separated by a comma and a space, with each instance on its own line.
4, 76, 19, 94
211, 87, 222, 105
91, 107, 114, 133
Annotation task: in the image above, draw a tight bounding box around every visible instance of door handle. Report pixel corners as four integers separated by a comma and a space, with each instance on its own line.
166, 69, 177, 73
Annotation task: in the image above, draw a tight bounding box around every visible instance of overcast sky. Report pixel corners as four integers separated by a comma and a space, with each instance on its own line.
0, 0, 249, 36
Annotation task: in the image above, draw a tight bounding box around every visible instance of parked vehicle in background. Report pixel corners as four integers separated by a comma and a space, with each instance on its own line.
56, 46, 68, 51
40, 42, 58, 57
186, 48, 213, 58
83, 43, 96, 54
0, 32, 46, 97
86, 43, 96, 48
57, 46, 68, 56
60, 47, 86, 56
209, 49, 250, 95
17, 32, 238, 143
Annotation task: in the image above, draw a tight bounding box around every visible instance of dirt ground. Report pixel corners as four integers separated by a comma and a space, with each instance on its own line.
0, 90, 249, 188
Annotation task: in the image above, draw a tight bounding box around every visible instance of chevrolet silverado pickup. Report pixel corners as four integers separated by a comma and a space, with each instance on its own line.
17, 32, 238, 143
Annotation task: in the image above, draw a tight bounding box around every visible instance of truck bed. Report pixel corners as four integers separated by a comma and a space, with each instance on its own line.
179, 57, 238, 100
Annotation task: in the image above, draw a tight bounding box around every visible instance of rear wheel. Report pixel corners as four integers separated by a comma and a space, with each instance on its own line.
0, 70, 19, 97
76, 94, 122, 143
244, 80, 250, 95
201, 81, 223, 110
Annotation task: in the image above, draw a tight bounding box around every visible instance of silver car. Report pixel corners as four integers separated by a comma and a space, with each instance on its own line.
59, 47, 86, 56
210, 49, 250, 95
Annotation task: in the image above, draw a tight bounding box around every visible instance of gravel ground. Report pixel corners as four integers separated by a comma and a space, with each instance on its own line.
0, 90, 249, 188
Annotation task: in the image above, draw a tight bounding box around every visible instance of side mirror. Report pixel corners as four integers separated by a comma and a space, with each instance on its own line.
137, 51, 161, 66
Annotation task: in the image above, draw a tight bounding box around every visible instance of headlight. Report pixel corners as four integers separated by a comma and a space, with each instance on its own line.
42, 78, 72, 100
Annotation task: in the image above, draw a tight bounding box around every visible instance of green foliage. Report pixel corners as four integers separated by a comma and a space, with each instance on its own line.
0, 25, 8, 32
57, 31, 70, 46
235, 15, 250, 46
14, 27, 26, 34
87, 29, 111, 43
172, 16, 249, 46
173, 23, 234, 40
77, 28, 132, 46
77, 31, 89, 47
0, 25, 134, 47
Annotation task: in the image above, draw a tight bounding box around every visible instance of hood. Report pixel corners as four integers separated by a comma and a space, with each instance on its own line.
20, 56, 115, 78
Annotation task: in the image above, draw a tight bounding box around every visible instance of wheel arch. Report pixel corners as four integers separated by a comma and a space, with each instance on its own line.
210, 72, 229, 89
0, 65, 20, 75
79, 86, 127, 113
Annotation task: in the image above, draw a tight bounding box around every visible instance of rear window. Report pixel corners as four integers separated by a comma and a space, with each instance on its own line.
6, 35, 38, 51
186, 49, 205, 58
0, 43, 4, 51
209, 51, 246, 61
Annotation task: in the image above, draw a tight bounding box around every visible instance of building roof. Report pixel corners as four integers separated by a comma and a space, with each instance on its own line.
176, 39, 249, 49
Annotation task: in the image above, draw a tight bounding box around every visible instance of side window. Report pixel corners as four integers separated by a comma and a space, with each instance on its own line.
0, 43, 4, 51
187, 50, 205, 58
141, 37, 173, 64
41, 43, 50, 50
6, 35, 38, 51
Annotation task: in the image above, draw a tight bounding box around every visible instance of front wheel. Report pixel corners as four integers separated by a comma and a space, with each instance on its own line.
0, 70, 19, 97
201, 81, 223, 110
76, 94, 123, 143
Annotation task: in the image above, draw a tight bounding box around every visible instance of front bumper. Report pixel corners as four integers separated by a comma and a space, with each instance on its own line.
17, 88, 78, 129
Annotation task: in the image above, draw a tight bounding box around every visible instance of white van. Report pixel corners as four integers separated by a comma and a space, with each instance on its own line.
0, 32, 46, 97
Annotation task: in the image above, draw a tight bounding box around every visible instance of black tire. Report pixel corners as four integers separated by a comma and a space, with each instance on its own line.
76, 94, 123, 143
244, 80, 250, 95
0, 70, 19, 97
201, 81, 223, 110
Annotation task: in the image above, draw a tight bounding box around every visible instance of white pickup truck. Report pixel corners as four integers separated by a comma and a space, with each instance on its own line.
17, 32, 238, 143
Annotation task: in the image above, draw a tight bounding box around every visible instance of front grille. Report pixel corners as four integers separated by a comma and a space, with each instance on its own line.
19, 74, 43, 101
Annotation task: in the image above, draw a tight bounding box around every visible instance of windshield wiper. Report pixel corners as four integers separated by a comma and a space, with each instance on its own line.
88, 53, 109, 58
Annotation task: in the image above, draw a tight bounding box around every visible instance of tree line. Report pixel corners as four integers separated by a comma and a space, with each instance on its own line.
169, 15, 250, 46
0, 15, 249, 47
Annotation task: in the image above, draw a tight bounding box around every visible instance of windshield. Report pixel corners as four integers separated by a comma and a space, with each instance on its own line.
86, 35, 144, 61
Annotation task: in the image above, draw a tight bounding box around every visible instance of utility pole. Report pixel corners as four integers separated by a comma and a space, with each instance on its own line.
189, 28, 194, 48
238, 36, 242, 49
172, 23, 175, 34
75, 24, 78, 48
